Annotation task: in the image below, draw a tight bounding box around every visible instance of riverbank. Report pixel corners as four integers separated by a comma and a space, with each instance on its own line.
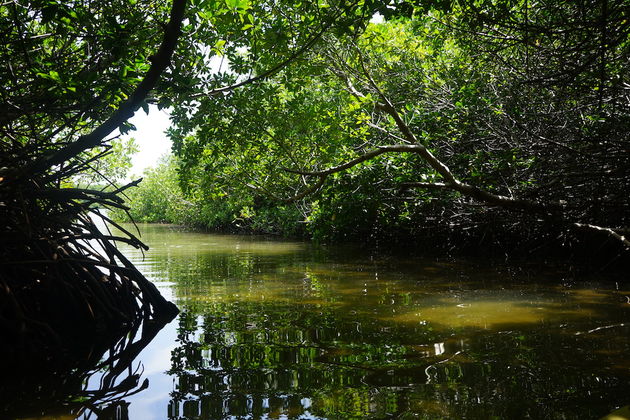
127, 219, 630, 277
111, 156, 630, 272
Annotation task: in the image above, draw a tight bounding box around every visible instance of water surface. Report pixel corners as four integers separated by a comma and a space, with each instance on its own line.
104, 225, 630, 418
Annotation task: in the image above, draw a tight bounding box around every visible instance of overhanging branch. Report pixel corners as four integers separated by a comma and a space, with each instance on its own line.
21, 0, 188, 177
574, 223, 630, 249
284, 144, 554, 214
284, 145, 421, 176
192, 22, 330, 99
247, 174, 327, 204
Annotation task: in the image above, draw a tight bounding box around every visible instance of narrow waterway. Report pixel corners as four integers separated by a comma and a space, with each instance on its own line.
86, 223, 630, 420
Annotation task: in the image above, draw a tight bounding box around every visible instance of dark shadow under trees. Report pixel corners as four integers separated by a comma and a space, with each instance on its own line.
0, 0, 186, 356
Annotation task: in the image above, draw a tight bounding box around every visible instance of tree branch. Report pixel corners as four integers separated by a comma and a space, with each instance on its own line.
335, 57, 561, 214
284, 143, 555, 213
574, 223, 630, 249
284, 146, 417, 176
21, 0, 188, 176
191, 19, 331, 99
247, 174, 327, 204
190, 0, 363, 100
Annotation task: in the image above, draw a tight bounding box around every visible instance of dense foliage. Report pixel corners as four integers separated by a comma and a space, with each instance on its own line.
135, 0, 628, 260
0, 0, 402, 414
4, 0, 629, 289
1, 0, 403, 355
116, 155, 185, 223
1, 0, 628, 416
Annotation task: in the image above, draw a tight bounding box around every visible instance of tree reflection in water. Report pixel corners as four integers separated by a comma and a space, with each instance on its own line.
112, 226, 630, 419
0, 316, 173, 420
165, 300, 630, 419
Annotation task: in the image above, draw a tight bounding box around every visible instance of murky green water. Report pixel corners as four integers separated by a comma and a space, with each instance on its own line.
45, 224, 630, 418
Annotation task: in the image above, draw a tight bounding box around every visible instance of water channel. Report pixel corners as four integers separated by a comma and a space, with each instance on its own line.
14, 223, 630, 419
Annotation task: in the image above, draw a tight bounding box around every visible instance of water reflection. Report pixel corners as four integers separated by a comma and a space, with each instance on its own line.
0, 317, 172, 420
118, 224, 630, 419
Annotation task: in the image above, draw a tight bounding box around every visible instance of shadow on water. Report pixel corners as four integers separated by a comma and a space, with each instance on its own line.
0, 314, 174, 420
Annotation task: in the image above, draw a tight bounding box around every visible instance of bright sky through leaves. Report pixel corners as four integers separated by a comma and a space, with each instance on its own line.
124, 106, 172, 178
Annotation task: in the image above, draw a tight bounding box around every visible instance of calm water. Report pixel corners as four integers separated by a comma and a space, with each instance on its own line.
30, 224, 630, 419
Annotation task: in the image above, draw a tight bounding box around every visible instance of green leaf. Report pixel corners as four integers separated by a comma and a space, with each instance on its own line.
48, 70, 61, 81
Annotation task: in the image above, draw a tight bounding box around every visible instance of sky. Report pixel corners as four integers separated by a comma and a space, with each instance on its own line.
122, 105, 172, 178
